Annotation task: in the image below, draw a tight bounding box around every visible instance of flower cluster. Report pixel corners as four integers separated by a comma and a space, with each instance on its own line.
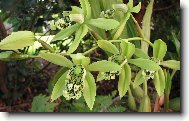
142, 69, 155, 80
63, 64, 86, 100
49, 16, 71, 30
100, 9, 115, 19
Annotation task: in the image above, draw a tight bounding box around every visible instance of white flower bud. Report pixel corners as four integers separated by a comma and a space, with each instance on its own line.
69, 14, 84, 24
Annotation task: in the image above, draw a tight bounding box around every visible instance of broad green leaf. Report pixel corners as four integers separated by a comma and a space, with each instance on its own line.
51, 71, 69, 101
71, 6, 83, 14
153, 39, 167, 61
141, 0, 154, 53
88, 60, 121, 72
70, 53, 90, 66
127, 0, 133, 9
131, 2, 141, 13
160, 60, 180, 70
134, 48, 149, 59
154, 68, 165, 96
67, 24, 88, 54
38, 53, 73, 68
118, 63, 131, 98
120, 41, 135, 59
83, 71, 96, 110
97, 40, 119, 54
133, 70, 146, 88
138, 95, 151, 112
88, 18, 120, 30
51, 24, 80, 42
79, 0, 91, 20
128, 87, 136, 111
128, 58, 161, 71
48, 67, 68, 93
0, 31, 35, 50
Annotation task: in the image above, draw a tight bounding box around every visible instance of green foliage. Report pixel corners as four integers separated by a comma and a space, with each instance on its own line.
31, 94, 57, 112
0, 0, 180, 112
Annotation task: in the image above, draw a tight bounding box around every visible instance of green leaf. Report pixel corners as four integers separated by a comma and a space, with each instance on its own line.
127, 0, 133, 9
130, 82, 144, 99
153, 39, 167, 61
154, 68, 165, 96
96, 72, 104, 82
88, 18, 120, 30
118, 63, 131, 98
141, 0, 154, 53
128, 58, 161, 71
70, 53, 90, 66
38, 52, 73, 67
120, 41, 135, 59
71, 6, 83, 14
51, 24, 80, 42
134, 48, 149, 59
0, 31, 35, 50
113, 12, 131, 39
79, 0, 91, 20
83, 71, 96, 110
88, 60, 121, 72
97, 40, 119, 54
48, 67, 68, 93
31, 94, 57, 112
131, 2, 141, 13
160, 60, 180, 70
133, 70, 146, 88
51, 71, 68, 101
67, 24, 88, 54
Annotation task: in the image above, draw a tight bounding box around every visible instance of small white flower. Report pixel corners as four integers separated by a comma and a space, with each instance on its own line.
55, 18, 66, 30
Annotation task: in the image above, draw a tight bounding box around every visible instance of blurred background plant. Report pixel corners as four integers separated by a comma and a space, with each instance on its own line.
0, 0, 180, 112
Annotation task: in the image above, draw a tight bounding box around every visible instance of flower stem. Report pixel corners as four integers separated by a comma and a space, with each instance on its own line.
83, 46, 98, 56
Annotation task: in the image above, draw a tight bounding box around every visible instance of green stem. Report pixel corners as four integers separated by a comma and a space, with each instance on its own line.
120, 58, 127, 67
83, 46, 98, 56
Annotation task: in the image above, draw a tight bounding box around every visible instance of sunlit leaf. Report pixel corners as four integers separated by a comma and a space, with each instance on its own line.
97, 40, 119, 54
67, 24, 88, 54
83, 71, 96, 110
160, 60, 180, 70
39, 53, 73, 68
120, 41, 135, 59
118, 63, 131, 98
88, 60, 121, 72
51, 24, 80, 42
51, 71, 69, 101
128, 58, 161, 71
88, 18, 120, 30
0, 31, 35, 50
153, 39, 167, 61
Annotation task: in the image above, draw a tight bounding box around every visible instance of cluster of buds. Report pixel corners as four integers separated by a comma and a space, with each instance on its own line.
102, 54, 121, 80
63, 64, 86, 100
49, 16, 71, 30
142, 69, 155, 80
100, 9, 115, 19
